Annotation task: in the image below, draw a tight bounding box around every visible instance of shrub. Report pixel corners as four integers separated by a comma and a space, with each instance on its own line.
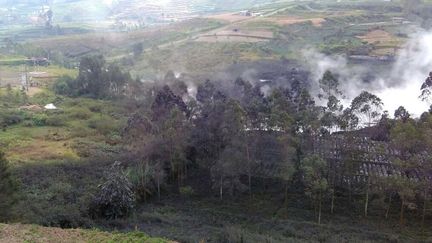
67, 107, 93, 120
22, 120, 34, 127
53, 75, 76, 96
0, 110, 25, 126
88, 116, 119, 135
45, 115, 66, 127
89, 162, 135, 219
0, 151, 18, 221
31, 90, 61, 106
88, 103, 103, 113
32, 114, 49, 126
70, 125, 95, 138
179, 186, 195, 197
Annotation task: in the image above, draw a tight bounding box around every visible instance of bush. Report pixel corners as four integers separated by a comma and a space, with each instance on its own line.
0, 151, 18, 221
70, 125, 95, 138
179, 186, 195, 197
88, 116, 119, 135
89, 162, 135, 219
22, 120, 34, 127
32, 114, 49, 126
31, 90, 61, 106
0, 110, 25, 126
67, 107, 93, 120
45, 115, 66, 127
53, 75, 76, 96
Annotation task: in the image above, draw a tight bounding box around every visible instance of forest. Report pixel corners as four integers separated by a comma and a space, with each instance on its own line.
2, 54, 432, 242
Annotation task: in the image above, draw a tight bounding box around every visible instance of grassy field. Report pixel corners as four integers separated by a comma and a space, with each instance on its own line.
0, 88, 125, 165
0, 224, 171, 243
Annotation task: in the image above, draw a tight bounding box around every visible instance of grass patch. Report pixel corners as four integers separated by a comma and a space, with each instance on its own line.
0, 224, 170, 243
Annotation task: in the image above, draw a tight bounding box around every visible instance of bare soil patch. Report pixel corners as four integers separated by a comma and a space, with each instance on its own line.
207, 13, 252, 23
357, 29, 396, 44
265, 16, 326, 27
195, 29, 273, 43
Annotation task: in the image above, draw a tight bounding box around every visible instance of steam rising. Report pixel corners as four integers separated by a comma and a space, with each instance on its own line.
304, 30, 432, 117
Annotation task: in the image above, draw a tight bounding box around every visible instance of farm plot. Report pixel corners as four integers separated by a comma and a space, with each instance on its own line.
356, 29, 404, 55
259, 16, 326, 27
195, 29, 274, 43
207, 13, 253, 23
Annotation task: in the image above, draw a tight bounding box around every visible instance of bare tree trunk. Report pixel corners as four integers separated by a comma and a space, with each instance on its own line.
246, 145, 252, 198
331, 190, 335, 214
364, 176, 369, 217
422, 189, 427, 237
157, 176, 161, 201
400, 200, 405, 228
318, 190, 322, 225
220, 175, 223, 200
331, 168, 335, 214
348, 179, 352, 204
184, 162, 188, 180
285, 183, 289, 208
385, 193, 392, 219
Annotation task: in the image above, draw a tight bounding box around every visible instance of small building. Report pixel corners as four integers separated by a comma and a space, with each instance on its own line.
44, 104, 57, 110
27, 57, 50, 66
239, 10, 252, 16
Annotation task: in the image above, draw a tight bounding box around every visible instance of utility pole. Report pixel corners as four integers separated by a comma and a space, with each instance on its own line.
25, 63, 29, 91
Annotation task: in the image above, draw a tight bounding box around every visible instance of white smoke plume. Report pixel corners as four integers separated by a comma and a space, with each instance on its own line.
304, 30, 432, 117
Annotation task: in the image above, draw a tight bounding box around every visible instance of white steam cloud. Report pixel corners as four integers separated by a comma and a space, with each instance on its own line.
304, 30, 432, 117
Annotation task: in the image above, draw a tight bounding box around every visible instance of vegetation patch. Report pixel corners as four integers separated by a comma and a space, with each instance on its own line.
0, 224, 171, 243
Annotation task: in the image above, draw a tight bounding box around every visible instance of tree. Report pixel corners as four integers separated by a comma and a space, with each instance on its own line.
279, 151, 296, 209
301, 155, 329, 225
420, 71, 432, 102
0, 151, 17, 221
394, 106, 410, 122
104, 63, 131, 97
76, 55, 106, 97
212, 139, 248, 200
390, 120, 425, 227
351, 91, 383, 127
267, 89, 294, 132
90, 162, 135, 219
210, 99, 247, 199
319, 70, 341, 99
57, 55, 131, 98
338, 108, 359, 131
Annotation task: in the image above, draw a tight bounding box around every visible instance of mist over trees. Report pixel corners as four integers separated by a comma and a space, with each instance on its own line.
50, 56, 432, 232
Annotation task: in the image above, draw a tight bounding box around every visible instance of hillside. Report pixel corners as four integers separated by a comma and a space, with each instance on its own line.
1, 0, 432, 242
0, 224, 171, 243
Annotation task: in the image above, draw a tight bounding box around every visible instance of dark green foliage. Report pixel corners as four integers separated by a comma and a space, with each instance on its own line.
0, 151, 17, 221
351, 91, 383, 127
53, 75, 76, 96
45, 116, 66, 127
301, 155, 329, 224
90, 162, 135, 220
0, 110, 25, 127
394, 106, 410, 122
31, 114, 48, 126
53, 56, 131, 98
